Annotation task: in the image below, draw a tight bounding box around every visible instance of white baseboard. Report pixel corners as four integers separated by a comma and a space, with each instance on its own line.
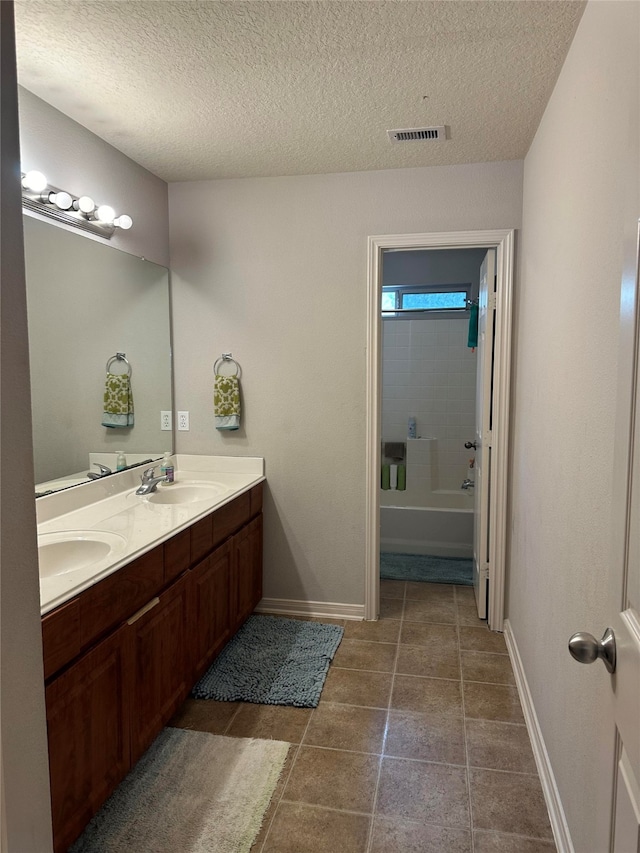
255, 598, 364, 621
504, 619, 574, 853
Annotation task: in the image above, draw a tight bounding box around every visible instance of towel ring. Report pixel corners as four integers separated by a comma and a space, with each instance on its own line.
106, 352, 132, 377
214, 353, 241, 378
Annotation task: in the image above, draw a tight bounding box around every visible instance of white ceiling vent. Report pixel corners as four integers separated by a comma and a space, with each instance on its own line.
387, 126, 447, 144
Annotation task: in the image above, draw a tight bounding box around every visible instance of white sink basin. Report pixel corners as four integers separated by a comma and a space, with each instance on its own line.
38, 531, 126, 578
146, 483, 227, 505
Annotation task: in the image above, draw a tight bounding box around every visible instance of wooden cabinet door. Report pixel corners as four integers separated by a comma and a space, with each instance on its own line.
190, 539, 232, 681
45, 623, 130, 853
233, 515, 263, 630
250, 513, 264, 611
128, 574, 190, 765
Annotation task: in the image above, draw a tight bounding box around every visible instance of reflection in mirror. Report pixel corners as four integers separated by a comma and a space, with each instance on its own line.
24, 216, 172, 493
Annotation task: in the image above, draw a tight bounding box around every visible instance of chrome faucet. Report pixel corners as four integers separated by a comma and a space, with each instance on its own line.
461, 478, 475, 490
87, 463, 112, 480
136, 466, 168, 495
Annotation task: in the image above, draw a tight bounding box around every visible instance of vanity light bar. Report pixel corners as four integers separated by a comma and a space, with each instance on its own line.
20, 171, 133, 239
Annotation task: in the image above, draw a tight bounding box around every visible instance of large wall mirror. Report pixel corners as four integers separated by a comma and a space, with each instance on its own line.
24, 215, 172, 493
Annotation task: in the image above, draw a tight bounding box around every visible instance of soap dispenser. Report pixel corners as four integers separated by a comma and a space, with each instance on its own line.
116, 451, 127, 471
160, 452, 174, 484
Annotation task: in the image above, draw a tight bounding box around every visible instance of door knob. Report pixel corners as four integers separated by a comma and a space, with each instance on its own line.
464, 441, 477, 450
568, 627, 616, 674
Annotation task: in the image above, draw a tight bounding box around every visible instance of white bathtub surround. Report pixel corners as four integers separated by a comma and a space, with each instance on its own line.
380, 505, 473, 559
382, 315, 476, 492
36, 454, 264, 614
380, 437, 474, 509
380, 439, 474, 554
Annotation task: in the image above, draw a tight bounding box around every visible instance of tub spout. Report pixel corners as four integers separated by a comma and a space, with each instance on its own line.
461, 479, 475, 490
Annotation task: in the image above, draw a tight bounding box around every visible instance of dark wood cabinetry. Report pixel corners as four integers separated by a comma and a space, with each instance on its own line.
46, 622, 130, 853
190, 539, 233, 682
42, 483, 263, 853
232, 514, 263, 631
128, 573, 191, 765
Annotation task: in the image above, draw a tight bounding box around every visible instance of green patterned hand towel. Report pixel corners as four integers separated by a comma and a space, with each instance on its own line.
102, 373, 134, 428
214, 374, 241, 430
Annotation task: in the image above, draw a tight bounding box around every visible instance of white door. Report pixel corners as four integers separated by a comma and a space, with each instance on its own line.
569, 220, 640, 850
473, 249, 496, 619
610, 220, 640, 852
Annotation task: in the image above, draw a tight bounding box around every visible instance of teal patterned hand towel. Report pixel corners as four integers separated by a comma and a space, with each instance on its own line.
214, 375, 241, 430
467, 303, 479, 349
102, 373, 134, 428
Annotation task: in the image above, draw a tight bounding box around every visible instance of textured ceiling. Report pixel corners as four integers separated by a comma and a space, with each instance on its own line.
14, 1, 585, 182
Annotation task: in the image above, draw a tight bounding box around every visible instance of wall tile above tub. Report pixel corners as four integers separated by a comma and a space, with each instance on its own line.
381, 317, 476, 489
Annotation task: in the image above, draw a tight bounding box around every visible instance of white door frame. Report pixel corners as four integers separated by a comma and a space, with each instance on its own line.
365, 229, 515, 630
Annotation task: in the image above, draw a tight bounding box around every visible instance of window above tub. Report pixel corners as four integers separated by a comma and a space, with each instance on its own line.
382, 285, 470, 317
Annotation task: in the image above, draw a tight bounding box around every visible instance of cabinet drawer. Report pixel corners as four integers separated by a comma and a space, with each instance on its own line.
190, 515, 213, 564
164, 528, 190, 583
250, 483, 263, 517
80, 546, 164, 649
212, 491, 251, 549
42, 598, 81, 680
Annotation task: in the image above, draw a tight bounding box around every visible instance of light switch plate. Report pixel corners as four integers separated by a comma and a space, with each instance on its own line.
177, 411, 190, 431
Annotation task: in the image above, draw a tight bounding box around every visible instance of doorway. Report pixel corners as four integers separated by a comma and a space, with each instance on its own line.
378, 247, 486, 591
365, 230, 515, 629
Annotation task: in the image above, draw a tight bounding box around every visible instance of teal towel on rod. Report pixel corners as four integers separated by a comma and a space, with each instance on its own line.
467, 303, 479, 349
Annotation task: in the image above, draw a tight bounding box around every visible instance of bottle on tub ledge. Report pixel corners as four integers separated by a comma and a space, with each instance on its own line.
160, 451, 175, 484
381, 463, 406, 491
389, 464, 398, 490
408, 416, 417, 439
381, 464, 390, 490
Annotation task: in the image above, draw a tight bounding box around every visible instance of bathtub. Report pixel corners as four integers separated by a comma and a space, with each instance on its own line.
380, 498, 474, 559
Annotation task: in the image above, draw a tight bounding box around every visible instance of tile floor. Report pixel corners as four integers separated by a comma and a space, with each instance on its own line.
170, 581, 556, 853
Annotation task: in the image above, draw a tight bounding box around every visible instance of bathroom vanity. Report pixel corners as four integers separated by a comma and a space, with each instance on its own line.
37, 456, 264, 852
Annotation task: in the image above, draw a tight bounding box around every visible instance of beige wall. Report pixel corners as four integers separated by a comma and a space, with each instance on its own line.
509, 1, 639, 849
169, 161, 523, 606
1, 4, 53, 849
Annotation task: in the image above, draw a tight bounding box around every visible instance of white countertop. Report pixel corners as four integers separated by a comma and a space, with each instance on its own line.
37, 455, 265, 616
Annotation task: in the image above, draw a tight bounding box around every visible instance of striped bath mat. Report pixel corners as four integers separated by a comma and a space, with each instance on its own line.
192, 615, 344, 707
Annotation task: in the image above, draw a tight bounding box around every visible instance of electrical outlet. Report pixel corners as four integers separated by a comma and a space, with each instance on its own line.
160, 411, 172, 431
177, 411, 190, 431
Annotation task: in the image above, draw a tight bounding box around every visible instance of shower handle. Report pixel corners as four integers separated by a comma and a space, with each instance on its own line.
464, 441, 477, 450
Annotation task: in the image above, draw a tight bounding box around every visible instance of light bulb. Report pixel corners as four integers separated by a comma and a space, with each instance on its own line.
96, 204, 115, 224
73, 196, 95, 215
48, 191, 73, 210
114, 214, 133, 230
22, 170, 48, 193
